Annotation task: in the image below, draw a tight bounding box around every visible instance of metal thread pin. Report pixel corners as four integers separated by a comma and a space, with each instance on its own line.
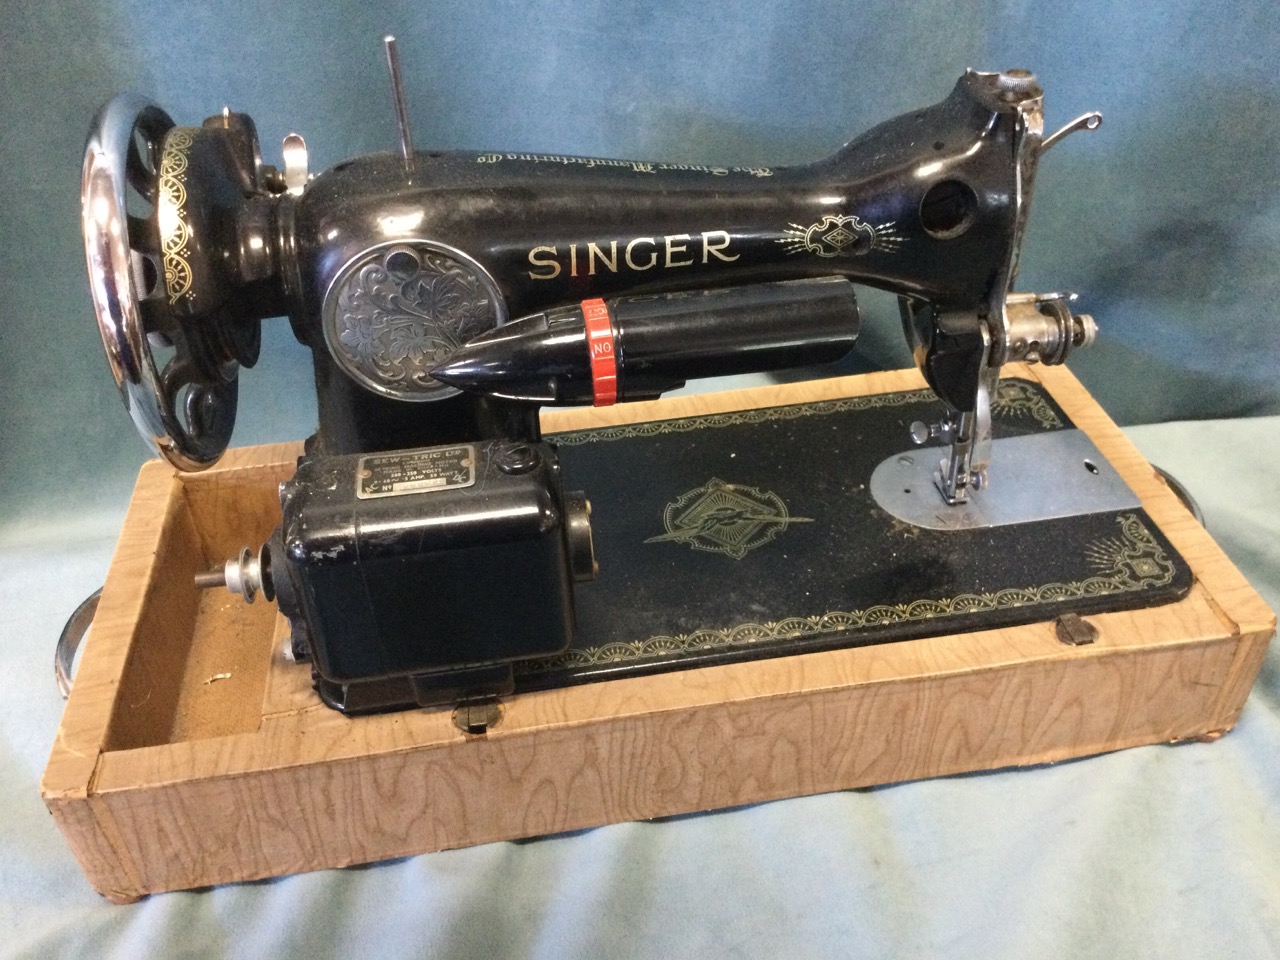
383, 35, 415, 174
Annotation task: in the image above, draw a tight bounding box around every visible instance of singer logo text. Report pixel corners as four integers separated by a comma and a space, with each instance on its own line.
527, 231, 739, 281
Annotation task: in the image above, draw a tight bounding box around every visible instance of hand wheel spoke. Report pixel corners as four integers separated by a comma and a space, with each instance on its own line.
125, 132, 158, 205
126, 214, 159, 254
159, 349, 235, 446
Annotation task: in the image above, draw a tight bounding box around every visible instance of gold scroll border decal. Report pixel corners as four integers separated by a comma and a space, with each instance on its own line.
552, 380, 1061, 447
158, 128, 195, 305
521, 513, 1175, 673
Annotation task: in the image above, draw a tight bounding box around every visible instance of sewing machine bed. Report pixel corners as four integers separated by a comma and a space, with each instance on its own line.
524, 377, 1191, 690
41, 364, 1273, 902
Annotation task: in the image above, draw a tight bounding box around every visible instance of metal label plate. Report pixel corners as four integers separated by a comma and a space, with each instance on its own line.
356, 444, 476, 499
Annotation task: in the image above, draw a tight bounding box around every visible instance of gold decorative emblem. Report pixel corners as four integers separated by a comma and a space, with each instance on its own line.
157, 128, 195, 305
645, 478, 812, 559
1084, 522, 1171, 583
992, 378, 1062, 429
779, 215, 904, 258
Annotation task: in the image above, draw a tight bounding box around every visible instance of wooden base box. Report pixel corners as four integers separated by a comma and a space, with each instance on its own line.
42, 365, 1275, 902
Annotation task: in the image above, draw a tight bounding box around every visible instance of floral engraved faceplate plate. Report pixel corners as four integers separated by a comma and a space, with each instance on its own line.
323, 243, 505, 401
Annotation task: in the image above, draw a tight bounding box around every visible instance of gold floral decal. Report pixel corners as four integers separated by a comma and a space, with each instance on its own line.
157, 128, 195, 305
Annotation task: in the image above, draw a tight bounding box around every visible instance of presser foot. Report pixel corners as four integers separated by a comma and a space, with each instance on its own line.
909, 409, 987, 505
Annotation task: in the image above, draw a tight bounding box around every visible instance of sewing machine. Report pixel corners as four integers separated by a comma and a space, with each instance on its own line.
55, 39, 1280, 902
83, 41, 1177, 717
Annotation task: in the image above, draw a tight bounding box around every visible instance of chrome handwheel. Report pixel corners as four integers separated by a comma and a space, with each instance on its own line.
82, 94, 238, 470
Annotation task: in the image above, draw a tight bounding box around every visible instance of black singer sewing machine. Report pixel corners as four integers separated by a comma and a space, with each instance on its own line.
82, 42, 1191, 715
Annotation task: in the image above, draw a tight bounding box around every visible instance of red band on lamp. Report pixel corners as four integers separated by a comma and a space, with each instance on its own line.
581, 298, 617, 406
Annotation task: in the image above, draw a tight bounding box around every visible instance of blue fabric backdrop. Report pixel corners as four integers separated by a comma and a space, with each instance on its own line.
1, 0, 1278, 530
0, 4, 1277, 956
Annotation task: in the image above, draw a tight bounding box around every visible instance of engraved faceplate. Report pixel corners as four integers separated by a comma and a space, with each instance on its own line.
323, 242, 506, 401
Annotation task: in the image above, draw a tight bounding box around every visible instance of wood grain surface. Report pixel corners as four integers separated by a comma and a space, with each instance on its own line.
42, 366, 1275, 902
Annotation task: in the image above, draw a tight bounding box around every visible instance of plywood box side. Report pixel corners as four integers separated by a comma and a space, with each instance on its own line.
178, 442, 301, 562
80, 627, 1247, 900
1205, 626, 1275, 734
42, 463, 186, 798
86, 574, 1235, 792
44, 794, 150, 904
41, 366, 1275, 901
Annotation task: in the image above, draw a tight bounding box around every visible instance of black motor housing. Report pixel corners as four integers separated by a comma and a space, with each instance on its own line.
268, 439, 594, 713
